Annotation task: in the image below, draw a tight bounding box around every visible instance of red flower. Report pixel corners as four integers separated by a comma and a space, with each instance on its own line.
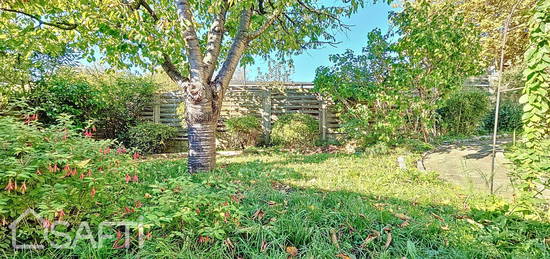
71, 169, 77, 177
117, 147, 127, 154
83, 130, 93, 138
42, 219, 52, 229
63, 165, 71, 173
132, 175, 139, 183
125, 174, 131, 184
53, 164, 59, 172
79, 173, 85, 180
132, 152, 140, 160
87, 169, 92, 177
92, 125, 97, 132
56, 210, 65, 220
4, 179, 14, 192
90, 187, 97, 198
104, 148, 111, 155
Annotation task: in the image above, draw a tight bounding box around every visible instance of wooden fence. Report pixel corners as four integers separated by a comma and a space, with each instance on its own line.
139, 83, 341, 142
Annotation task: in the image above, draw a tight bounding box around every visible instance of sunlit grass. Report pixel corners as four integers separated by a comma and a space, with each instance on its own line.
12, 150, 549, 258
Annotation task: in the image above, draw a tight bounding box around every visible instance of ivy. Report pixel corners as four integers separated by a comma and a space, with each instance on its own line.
507, 0, 550, 218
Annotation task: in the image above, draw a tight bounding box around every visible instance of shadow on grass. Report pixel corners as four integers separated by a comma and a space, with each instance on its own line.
8, 152, 550, 259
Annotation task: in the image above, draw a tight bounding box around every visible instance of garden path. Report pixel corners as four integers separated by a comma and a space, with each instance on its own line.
423, 137, 515, 198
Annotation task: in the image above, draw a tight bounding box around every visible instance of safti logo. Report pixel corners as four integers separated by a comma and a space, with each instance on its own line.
8, 208, 145, 250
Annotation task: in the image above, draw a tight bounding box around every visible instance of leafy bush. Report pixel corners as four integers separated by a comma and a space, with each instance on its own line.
271, 113, 319, 148
223, 115, 262, 149
25, 69, 157, 140
506, 139, 550, 218
483, 100, 523, 133
126, 122, 178, 154
28, 71, 104, 128
0, 115, 136, 249
438, 90, 491, 136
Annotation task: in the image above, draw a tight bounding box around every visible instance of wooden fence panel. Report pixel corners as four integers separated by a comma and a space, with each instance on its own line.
140, 83, 342, 141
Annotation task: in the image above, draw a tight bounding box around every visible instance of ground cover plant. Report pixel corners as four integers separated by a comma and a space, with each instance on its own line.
5, 147, 548, 258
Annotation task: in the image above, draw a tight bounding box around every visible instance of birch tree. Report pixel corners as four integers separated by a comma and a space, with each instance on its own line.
1, 0, 369, 172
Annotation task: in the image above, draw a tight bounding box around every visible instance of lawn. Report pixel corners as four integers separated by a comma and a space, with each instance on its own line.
13, 149, 548, 258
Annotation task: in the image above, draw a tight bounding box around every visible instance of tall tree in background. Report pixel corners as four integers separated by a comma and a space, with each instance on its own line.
422, 0, 536, 68
1, 0, 369, 172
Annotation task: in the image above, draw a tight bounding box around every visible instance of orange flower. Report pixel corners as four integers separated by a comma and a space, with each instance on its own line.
4, 179, 14, 192
20, 182, 27, 194
132, 175, 139, 182
90, 187, 97, 198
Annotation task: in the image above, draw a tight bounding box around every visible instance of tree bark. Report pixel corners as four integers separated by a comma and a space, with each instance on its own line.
185, 81, 216, 173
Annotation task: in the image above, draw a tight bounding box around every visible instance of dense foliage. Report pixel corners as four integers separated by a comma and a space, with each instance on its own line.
0, 115, 137, 249
315, 1, 483, 145
271, 113, 319, 148
126, 122, 178, 154
223, 115, 262, 149
16, 69, 160, 150
438, 90, 491, 136
507, 0, 550, 218
483, 100, 523, 133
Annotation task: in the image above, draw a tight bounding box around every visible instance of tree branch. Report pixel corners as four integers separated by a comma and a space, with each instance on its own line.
0, 8, 77, 30
161, 53, 187, 85
175, 0, 205, 81
248, 8, 281, 40
214, 8, 252, 91
203, 4, 228, 82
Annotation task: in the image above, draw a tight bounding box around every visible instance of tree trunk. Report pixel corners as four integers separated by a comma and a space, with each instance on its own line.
185, 81, 217, 173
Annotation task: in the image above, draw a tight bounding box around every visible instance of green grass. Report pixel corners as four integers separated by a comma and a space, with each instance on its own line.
12, 150, 549, 258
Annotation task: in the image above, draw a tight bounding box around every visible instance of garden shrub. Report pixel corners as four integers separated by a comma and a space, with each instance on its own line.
271, 113, 319, 148
224, 115, 262, 149
25, 69, 157, 140
0, 114, 137, 249
438, 90, 491, 136
125, 122, 178, 154
483, 100, 523, 133
28, 71, 104, 128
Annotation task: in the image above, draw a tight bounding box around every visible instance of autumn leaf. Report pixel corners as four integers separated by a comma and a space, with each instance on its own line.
224, 238, 234, 249
252, 209, 265, 220
399, 220, 410, 228
360, 230, 381, 248
330, 229, 340, 248
336, 253, 351, 259
431, 213, 444, 222
383, 227, 392, 249
393, 213, 411, 221
286, 246, 298, 257
260, 240, 268, 252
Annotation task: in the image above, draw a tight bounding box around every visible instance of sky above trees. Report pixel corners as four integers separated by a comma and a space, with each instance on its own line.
247, 1, 393, 82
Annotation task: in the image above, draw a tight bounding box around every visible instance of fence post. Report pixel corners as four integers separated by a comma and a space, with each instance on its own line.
261, 89, 272, 142
153, 95, 161, 124
320, 98, 327, 141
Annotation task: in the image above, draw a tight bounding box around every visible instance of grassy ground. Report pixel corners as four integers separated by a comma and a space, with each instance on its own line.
13, 150, 549, 258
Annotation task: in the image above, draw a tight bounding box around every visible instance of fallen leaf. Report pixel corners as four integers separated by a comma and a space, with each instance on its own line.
464, 218, 484, 228
336, 253, 351, 259
260, 240, 268, 252
383, 227, 392, 249
399, 220, 410, 228
393, 213, 411, 221
252, 209, 265, 220
224, 238, 234, 249
286, 246, 298, 257
330, 229, 340, 248
360, 230, 381, 248
197, 236, 211, 243
431, 213, 444, 222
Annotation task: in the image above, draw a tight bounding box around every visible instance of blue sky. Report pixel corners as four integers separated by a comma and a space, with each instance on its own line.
247, 1, 394, 82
